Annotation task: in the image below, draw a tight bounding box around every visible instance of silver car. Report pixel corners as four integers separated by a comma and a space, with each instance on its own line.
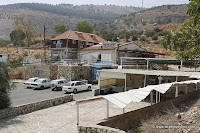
23, 77, 39, 88
31, 78, 51, 90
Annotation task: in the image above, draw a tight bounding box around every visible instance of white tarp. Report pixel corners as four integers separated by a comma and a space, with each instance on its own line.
103, 80, 200, 108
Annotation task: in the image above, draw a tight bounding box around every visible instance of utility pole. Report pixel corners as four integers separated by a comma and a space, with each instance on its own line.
44, 25, 46, 63
117, 36, 120, 64
142, 0, 144, 9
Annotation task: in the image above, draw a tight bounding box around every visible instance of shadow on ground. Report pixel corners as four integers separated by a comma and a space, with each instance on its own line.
0, 116, 24, 129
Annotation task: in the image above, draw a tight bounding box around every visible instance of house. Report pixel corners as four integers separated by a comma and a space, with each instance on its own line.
50, 30, 107, 60
80, 42, 165, 64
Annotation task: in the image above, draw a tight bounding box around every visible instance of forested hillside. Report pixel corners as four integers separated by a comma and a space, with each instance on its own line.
0, 3, 142, 40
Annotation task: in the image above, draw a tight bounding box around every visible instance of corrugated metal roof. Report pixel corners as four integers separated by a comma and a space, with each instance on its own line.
99, 69, 200, 78
103, 80, 200, 108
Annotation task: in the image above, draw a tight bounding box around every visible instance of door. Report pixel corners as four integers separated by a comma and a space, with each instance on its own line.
75, 82, 82, 91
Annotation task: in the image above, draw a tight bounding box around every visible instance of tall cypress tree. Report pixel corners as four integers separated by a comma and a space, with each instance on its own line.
0, 63, 11, 109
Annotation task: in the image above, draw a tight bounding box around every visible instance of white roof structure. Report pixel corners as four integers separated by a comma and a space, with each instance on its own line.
103, 80, 200, 108
99, 69, 200, 79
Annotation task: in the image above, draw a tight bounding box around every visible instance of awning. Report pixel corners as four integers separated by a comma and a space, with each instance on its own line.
103, 80, 200, 108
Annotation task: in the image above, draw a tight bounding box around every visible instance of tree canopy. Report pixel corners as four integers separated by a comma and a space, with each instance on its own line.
0, 63, 11, 109
15, 16, 38, 47
54, 23, 67, 34
75, 21, 93, 33
162, 0, 200, 60
10, 26, 25, 47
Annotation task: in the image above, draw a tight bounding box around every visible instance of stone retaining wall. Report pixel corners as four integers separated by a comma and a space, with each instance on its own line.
78, 125, 126, 133
0, 95, 73, 119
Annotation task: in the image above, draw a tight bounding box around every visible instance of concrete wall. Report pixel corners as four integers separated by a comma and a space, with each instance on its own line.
126, 74, 144, 89
0, 95, 73, 120
99, 90, 200, 131
80, 50, 116, 63
100, 77, 117, 87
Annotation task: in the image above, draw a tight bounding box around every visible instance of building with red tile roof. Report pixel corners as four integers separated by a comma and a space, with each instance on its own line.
50, 30, 107, 59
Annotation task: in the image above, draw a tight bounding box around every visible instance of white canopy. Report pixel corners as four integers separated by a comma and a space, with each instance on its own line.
103, 80, 200, 108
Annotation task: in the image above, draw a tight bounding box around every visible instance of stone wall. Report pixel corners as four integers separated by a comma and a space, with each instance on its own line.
78, 125, 126, 133
58, 65, 92, 81
0, 95, 73, 120
19, 64, 92, 81
99, 90, 200, 131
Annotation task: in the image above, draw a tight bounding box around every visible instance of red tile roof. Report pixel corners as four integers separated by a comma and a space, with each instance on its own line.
51, 30, 107, 43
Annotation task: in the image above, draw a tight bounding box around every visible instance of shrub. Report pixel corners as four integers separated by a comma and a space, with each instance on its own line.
153, 27, 162, 33
0, 63, 11, 109
151, 34, 158, 40
132, 34, 138, 41
145, 30, 155, 37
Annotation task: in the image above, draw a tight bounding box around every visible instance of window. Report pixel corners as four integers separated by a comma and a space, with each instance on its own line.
71, 83, 75, 86
98, 54, 101, 60
72, 40, 76, 44
75, 82, 81, 86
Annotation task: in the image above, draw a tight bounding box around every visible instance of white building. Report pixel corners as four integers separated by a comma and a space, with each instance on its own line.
80, 43, 163, 64
0, 54, 9, 63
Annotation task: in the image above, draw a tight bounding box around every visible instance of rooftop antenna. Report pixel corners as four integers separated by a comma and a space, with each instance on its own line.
142, 0, 144, 10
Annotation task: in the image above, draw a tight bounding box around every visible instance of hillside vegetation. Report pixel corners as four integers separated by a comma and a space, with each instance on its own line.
96, 4, 189, 32
0, 3, 142, 40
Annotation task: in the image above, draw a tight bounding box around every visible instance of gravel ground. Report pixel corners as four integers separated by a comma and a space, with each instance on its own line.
0, 99, 150, 133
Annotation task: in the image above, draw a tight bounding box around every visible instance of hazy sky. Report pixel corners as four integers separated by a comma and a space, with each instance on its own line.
0, 0, 189, 8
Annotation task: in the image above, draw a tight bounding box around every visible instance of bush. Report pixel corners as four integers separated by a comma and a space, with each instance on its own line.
159, 31, 168, 36
0, 63, 11, 109
132, 34, 138, 41
153, 27, 162, 33
10, 57, 23, 68
145, 30, 155, 37
151, 34, 158, 40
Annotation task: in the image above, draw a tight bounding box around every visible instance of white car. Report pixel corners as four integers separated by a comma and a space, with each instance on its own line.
51, 79, 68, 91
23, 77, 39, 88
63, 81, 92, 94
31, 78, 51, 90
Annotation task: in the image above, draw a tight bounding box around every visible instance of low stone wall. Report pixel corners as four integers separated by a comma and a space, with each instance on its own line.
99, 90, 200, 131
0, 95, 73, 119
78, 125, 126, 133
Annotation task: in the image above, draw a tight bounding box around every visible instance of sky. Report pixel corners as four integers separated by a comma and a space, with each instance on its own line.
0, 0, 189, 8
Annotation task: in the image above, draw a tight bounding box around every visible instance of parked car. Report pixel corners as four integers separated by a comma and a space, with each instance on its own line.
31, 78, 51, 90
63, 81, 92, 94
51, 79, 68, 91
23, 77, 39, 88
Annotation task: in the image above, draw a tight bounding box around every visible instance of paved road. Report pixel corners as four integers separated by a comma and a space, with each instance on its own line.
10, 82, 96, 107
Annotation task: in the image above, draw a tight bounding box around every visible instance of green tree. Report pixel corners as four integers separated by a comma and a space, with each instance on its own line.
162, 0, 200, 60
75, 21, 93, 33
10, 26, 25, 51
0, 63, 11, 109
54, 23, 67, 34
15, 16, 38, 47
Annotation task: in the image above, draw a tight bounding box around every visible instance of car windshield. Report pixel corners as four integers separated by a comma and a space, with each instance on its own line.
35, 80, 43, 83
51, 81, 58, 84
27, 78, 37, 82
65, 82, 72, 86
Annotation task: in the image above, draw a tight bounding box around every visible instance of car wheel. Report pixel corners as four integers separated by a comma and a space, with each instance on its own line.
73, 89, 77, 94
40, 86, 44, 90
59, 87, 62, 91
87, 86, 91, 91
